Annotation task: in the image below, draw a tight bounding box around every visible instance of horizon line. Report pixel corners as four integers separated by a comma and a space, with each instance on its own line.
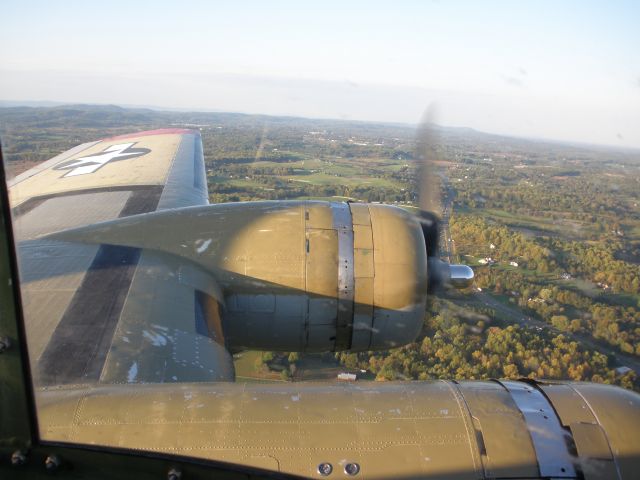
1, 98, 639, 154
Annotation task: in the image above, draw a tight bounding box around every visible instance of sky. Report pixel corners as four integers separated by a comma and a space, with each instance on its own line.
1, 0, 639, 147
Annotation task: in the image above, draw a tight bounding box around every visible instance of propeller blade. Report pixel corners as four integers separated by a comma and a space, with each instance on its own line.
414, 104, 474, 291
416, 104, 442, 217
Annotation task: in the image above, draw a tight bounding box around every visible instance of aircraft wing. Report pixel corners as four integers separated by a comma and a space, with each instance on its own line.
10, 129, 235, 385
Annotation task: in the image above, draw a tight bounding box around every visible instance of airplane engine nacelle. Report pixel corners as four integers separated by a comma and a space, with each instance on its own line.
215, 201, 428, 352
52, 200, 429, 353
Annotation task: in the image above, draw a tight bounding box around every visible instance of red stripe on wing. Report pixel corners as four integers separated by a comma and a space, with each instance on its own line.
103, 128, 197, 141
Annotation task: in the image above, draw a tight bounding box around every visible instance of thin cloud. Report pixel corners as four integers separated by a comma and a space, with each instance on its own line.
502, 66, 527, 88
502, 75, 525, 88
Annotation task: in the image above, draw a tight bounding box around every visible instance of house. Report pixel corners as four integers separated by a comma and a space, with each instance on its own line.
489, 243, 496, 249
337, 373, 357, 382
509, 261, 519, 267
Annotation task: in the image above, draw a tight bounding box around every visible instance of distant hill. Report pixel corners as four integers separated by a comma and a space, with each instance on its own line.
1, 104, 638, 168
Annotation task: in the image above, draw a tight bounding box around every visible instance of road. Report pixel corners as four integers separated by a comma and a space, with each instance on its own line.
438, 172, 455, 263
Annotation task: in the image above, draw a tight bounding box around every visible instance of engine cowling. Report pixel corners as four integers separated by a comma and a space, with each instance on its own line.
218, 201, 428, 352
50, 200, 429, 353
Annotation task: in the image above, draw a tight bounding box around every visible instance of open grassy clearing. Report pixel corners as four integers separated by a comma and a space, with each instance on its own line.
480, 208, 594, 238
233, 351, 286, 382
234, 350, 371, 382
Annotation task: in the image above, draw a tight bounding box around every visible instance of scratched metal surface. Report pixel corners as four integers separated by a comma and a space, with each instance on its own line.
37, 380, 516, 479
